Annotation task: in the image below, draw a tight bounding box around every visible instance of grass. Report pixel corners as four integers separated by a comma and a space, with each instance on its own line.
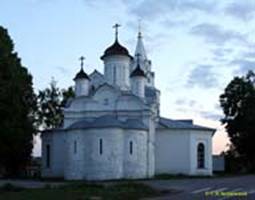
0, 182, 162, 200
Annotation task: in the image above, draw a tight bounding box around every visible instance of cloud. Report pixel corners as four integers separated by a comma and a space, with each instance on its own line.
56, 66, 70, 75
212, 48, 232, 58
210, 48, 233, 63
186, 64, 219, 88
224, 1, 255, 21
229, 59, 255, 74
175, 99, 199, 107
127, 0, 217, 21
190, 23, 246, 45
198, 111, 222, 121
160, 18, 193, 29
243, 51, 255, 59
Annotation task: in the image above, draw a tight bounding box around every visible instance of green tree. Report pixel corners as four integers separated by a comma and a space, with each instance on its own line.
220, 70, 255, 172
37, 80, 74, 130
0, 26, 37, 176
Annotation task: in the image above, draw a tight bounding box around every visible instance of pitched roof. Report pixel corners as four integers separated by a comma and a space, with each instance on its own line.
67, 115, 147, 130
157, 117, 215, 131
135, 32, 147, 61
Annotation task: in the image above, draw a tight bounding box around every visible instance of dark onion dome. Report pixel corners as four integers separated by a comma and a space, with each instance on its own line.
101, 40, 132, 59
130, 63, 146, 78
73, 68, 90, 80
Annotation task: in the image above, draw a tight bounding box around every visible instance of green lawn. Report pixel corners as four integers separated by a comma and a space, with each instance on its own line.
0, 182, 162, 200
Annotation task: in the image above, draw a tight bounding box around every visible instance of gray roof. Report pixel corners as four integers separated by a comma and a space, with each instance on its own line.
145, 87, 159, 105
67, 115, 147, 130
145, 87, 157, 98
157, 117, 215, 131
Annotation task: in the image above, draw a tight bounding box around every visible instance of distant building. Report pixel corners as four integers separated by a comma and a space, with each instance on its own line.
213, 155, 225, 172
41, 25, 215, 180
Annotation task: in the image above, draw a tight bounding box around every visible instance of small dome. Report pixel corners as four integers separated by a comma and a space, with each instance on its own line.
101, 40, 132, 59
73, 68, 90, 80
130, 64, 146, 77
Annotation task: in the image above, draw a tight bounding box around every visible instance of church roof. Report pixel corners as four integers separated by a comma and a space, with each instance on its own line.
157, 117, 215, 131
130, 63, 146, 77
101, 40, 132, 59
73, 68, 90, 80
135, 31, 147, 61
145, 87, 157, 97
67, 115, 147, 130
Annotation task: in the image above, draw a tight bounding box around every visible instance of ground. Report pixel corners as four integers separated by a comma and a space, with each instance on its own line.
0, 175, 254, 200
142, 175, 255, 199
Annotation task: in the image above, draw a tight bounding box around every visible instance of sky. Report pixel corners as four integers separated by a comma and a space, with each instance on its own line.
1, 0, 255, 156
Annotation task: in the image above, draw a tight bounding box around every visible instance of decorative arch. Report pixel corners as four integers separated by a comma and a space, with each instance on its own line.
197, 143, 205, 169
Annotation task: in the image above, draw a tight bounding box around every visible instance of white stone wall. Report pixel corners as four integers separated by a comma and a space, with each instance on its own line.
41, 127, 149, 180
89, 71, 106, 90
103, 55, 131, 90
64, 130, 85, 180
41, 131, 65, 178
155, 129, 191, 175
75, 79, 89, 96
190, 130, 213, 176
62, 127, 149, 180
131, 76, 145, 98
155, 129, 213, 176
123, 130, 147, 178
84, 128, 124, 180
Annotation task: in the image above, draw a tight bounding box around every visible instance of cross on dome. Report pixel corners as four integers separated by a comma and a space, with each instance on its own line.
113, 23, 121, 41
79, 56, 85, 69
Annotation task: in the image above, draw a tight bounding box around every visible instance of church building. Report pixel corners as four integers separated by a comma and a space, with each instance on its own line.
41, 24, 215, 180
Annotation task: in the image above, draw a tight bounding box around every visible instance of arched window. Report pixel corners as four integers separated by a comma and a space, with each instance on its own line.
129, 141, 133, 155
103, 98, 109, 105
99, 138, 103, 155
46, 144, 50, 168
113, 66, 116, 84
197, 143, 205, 169
74, 140, 77, 154
91, 85, 95, 92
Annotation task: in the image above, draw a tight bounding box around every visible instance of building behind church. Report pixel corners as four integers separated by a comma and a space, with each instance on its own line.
41, 25, 215, 180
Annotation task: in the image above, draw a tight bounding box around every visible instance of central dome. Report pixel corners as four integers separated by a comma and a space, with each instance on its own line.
101, 40, 132, 59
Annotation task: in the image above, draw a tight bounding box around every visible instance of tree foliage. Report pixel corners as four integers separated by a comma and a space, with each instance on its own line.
220, 70, 255, 172
0, 26, 37, 176
36, 80, 74, 130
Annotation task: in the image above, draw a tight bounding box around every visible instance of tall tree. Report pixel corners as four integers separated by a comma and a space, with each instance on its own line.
220, 70, 255, 172
37, 80, 74, 130
0, 26, 37, 176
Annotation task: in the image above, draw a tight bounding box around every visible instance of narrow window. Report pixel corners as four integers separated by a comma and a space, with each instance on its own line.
91, 85, 95, 92
197, 143, 205, 169
99, 138, 103, 155
129, 141, 133, 155
74, 140, 77, 154
113, 66, 116, 84
46, 144, 50, 168
103, 98, 109, 105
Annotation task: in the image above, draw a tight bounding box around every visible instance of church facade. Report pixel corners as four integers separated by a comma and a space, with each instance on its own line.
41, 25, 215, 180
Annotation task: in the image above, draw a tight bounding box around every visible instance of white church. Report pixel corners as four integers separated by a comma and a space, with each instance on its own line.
41, 24, 215, 180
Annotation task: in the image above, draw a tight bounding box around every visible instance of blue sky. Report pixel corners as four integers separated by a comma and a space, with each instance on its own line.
1, 0, 255, 156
